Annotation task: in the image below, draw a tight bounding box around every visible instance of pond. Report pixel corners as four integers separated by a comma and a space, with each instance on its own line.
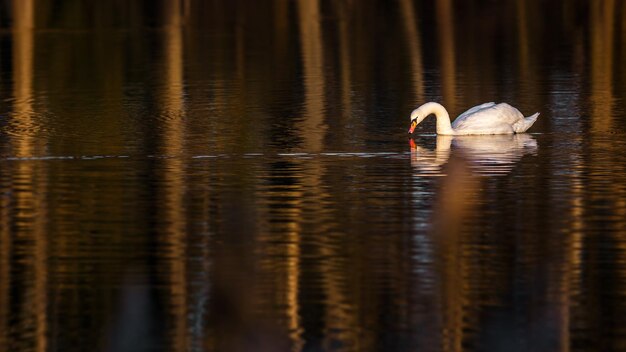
1, 1, 626, 351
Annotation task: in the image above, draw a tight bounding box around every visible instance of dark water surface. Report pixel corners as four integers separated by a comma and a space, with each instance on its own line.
1, 1, 626, 351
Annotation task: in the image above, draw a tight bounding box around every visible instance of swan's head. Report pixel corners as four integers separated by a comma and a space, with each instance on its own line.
408, 102, 446, 134
408, 107, 424, 134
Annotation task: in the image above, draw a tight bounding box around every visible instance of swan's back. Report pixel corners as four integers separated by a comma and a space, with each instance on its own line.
456, 102, 497, 121
451, 102, 526, 134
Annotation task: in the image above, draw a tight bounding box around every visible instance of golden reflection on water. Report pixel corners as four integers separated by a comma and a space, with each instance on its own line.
436, 0, 456, 113
590, 0, 615, 133
516, 0, 539, 110
8, 1, 49, 351
159, 1, 188, 349
399, 0, 424, 101
1, 1, 626, 351
297, 0, 327, 152
337, 1, 354, 127
257, 164, 305, 350
432, 158, 478, 352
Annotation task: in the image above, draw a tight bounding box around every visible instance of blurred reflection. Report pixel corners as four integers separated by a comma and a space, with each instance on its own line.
430, 157, 478, 352
297, 0, 327, 151
399, 0, 424, 101
4, 0, 49, 351
256, 161, 306, 351
410, 134, 537, 175
436, 0, 456, 113
157, 0, 188, 350
547, 71, 585, 352
590, 0, 616, 132
337, 0, 354, 133
516, 0, 539, 110
0, 181, 7, 349
11, 0, 35, 148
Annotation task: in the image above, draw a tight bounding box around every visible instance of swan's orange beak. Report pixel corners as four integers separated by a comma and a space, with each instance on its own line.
408, 119, 417, 134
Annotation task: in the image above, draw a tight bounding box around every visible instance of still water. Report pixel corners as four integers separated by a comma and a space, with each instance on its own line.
1, 1, 626, 351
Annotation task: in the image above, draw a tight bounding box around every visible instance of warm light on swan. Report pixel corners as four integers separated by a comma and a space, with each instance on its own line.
408, 102, 539, 135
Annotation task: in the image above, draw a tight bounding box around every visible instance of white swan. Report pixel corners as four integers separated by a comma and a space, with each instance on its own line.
408, 102, 539, 135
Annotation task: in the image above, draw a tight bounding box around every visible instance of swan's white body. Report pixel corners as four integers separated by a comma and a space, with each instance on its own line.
408, 102, 539, 135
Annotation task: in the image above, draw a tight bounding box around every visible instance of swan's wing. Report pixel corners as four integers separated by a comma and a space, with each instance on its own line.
452, 103, 524, 132
455, 102, 496, 122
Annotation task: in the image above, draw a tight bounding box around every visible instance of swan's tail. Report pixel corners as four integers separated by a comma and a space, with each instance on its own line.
513, 112, 540, 133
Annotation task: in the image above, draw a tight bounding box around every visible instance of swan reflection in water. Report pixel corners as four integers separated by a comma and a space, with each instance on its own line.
409, 134, 537, 175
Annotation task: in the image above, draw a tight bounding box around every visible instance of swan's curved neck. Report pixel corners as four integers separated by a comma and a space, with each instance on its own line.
413, 102, 454, 135
425, 102, 454, 135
